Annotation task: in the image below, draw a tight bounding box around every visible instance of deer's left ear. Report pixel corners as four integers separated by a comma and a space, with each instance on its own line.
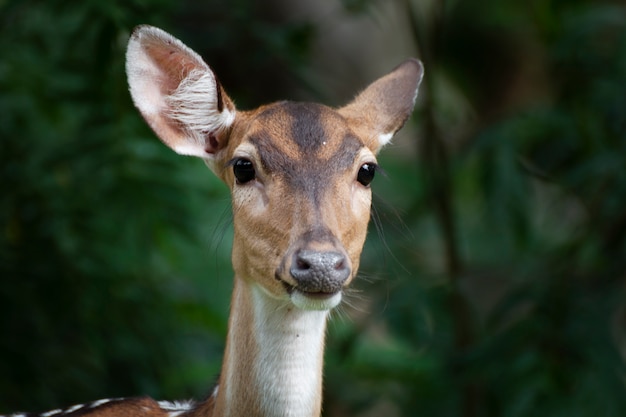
339, 59, 424, 154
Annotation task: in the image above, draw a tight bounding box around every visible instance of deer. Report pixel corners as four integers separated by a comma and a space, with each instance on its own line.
1, 25, 423, 417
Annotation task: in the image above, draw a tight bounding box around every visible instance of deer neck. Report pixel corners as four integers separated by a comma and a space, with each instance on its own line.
212, 276, 328, 417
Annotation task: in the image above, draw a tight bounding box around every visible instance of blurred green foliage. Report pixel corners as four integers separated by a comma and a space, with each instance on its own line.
1, 0, 624, 416
0, 0, 228, 407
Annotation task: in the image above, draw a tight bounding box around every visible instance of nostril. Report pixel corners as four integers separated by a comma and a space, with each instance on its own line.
296, 258, 311, 270
333, 258, 346, 271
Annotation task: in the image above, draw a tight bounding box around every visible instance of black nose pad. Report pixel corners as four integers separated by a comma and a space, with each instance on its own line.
289, 250, 351, 293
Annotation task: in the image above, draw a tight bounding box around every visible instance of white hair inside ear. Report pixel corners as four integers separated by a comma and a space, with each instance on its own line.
164, 69, 236, 157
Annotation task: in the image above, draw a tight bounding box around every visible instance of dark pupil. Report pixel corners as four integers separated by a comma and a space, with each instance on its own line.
357, 163, 376, 186
233, 158, 255, 184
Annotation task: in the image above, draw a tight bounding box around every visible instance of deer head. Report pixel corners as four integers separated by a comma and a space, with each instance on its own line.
126, 25, 423, 312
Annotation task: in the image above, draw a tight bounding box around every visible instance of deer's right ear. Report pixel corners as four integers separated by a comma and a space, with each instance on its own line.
125, 25, 236, 159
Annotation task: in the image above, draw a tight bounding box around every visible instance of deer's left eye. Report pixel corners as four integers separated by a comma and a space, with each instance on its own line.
233, 158, 256, 184
357, 163, 376, 186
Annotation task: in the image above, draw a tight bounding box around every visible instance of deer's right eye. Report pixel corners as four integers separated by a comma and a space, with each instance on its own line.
233, 158, 256, 184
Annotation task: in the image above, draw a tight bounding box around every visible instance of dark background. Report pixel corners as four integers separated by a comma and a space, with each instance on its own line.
1, 0, 625, 416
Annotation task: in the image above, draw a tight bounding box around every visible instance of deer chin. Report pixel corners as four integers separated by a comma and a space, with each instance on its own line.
291, 288, 343, 311
278, 279, 343, 311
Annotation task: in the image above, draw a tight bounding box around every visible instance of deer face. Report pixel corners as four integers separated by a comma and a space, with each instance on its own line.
219, 102, 378, 310
125, 25, 423, 311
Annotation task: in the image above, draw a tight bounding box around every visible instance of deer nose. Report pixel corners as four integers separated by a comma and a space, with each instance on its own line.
289, 250, 351, 294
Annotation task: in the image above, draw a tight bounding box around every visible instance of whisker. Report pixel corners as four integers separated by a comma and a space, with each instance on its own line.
208, 200, 234, 283
370, 193, 413, 276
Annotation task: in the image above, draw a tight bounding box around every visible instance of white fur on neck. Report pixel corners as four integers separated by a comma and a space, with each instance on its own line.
251, 284, 329, 417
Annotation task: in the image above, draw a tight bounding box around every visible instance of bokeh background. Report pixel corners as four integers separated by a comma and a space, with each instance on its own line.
1, 0, 625, 416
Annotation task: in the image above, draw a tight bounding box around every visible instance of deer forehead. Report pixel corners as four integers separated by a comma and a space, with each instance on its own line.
230, 102, 375, 185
